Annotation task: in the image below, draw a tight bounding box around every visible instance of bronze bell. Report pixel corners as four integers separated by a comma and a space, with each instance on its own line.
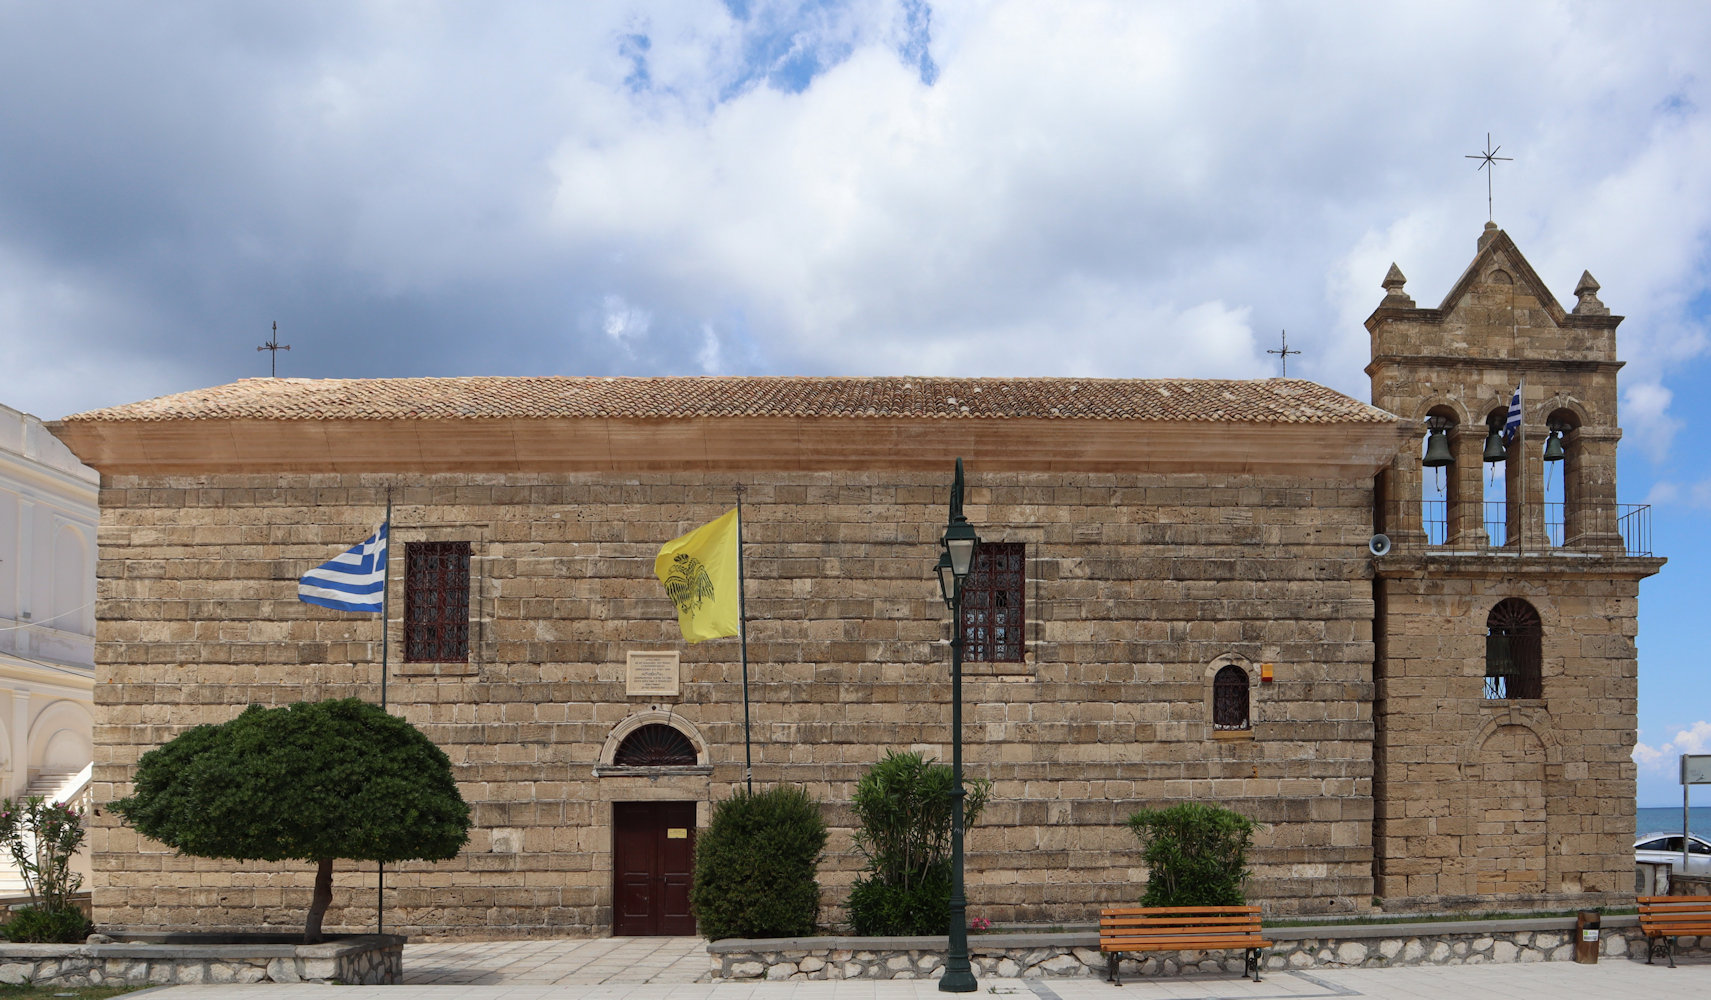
1422, 426, 1454, 467
1542, 427, 1565, 462
1482, 423, 1508, 463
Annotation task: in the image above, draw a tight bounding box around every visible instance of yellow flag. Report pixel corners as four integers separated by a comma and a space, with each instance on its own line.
655, 508, 741, 643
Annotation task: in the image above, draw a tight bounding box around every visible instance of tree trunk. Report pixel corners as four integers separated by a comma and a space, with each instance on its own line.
305, 857, 335, 944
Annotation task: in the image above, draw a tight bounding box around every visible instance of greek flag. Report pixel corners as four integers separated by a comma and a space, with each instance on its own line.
298, 523, 388, 612
1502, 384, 1523, 444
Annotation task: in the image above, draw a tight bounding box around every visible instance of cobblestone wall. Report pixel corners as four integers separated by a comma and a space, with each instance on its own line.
0, 934, 401, 987
710, 918, 1702, 980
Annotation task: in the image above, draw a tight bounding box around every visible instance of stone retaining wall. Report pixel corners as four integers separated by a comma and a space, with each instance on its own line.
710, 916, 1711, 981
0, 934, 403, 987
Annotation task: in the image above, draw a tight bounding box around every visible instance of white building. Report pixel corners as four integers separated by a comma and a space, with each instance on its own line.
0, 402, 95, 816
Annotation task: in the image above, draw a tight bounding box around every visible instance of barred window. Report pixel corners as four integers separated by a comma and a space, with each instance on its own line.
405, 541, 470, 662
1485, 598, 1542, 699
1213, 665, 1251, 730
614, 725, 698, 767
960, 542, 1025, 662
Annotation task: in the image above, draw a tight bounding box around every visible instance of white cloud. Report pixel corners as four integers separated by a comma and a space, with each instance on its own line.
602, 295, 652, 352
1634, 720, 1711, 770
697, 323, 724, 373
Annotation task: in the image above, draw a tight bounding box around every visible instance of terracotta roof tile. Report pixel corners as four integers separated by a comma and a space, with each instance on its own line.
60, 376, 1393, 425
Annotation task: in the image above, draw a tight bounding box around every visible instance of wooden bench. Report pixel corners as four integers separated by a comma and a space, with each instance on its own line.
1638, 895, 1711, 967
1098, 905, 1271, 985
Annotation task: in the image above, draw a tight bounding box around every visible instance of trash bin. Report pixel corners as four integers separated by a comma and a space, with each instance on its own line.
1575, 910, 1600, 964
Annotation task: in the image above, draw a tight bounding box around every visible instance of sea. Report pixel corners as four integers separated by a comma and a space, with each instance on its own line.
1635, 805, 1711, 839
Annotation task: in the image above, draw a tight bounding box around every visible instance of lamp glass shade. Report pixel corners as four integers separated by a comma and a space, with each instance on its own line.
936, 553, 955, 608
942, 518, 979, 578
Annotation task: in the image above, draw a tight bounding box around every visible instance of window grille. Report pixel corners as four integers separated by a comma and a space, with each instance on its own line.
1213, 664, 1251, 730
614, 725, 698, 766
960, 542, 1025, 662
405, 540, 471, 662
1484, 598, 1542, 699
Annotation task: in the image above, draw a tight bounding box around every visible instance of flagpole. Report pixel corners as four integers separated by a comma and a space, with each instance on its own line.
379, 487, 391, 936
735, 486, 753, 794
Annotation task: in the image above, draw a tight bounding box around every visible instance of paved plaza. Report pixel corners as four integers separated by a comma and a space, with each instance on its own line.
127, 939, 1708, 999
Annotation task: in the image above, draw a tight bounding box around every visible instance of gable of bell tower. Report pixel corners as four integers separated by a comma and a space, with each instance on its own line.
1367, 221, 1624, 552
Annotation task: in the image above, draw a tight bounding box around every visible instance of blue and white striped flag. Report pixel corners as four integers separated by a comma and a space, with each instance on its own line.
1502, 383, 1523, 444
298, 523, 388, 612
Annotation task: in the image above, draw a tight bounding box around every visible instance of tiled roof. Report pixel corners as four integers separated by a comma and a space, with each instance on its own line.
60, 376, 1393, 424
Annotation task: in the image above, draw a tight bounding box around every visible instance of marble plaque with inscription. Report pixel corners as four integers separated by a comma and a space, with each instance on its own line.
626, 651, 681, 697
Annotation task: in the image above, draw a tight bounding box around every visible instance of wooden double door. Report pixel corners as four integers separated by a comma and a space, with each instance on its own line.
613, 801, 697, 936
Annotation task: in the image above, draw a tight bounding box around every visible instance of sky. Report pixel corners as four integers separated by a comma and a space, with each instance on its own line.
1, 0, 1708, 805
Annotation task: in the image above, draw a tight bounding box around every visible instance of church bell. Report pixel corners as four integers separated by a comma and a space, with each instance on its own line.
1422, 426, 1454, 467
1482, 421, 1508, 463
1542, 427, 1565, 462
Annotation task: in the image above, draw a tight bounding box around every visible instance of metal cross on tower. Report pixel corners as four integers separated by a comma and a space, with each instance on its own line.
1267, 330, 1300, 377
1465, 133, 1513, 222
257, 321, 291, 376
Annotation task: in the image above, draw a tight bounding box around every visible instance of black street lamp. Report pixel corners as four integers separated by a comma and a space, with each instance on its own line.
936, 457, 980, 993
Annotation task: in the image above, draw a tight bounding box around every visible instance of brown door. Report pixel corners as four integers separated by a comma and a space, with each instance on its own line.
612, 801, 697, 936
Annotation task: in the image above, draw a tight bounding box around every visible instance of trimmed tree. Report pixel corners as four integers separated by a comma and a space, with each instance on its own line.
690, 785, 828, 940
1125, 802, 1258, 907
112, 698, 470, 943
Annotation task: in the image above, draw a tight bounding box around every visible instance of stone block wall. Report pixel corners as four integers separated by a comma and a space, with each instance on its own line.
90, 467, 1378, 936
1372, 564, 1644, 910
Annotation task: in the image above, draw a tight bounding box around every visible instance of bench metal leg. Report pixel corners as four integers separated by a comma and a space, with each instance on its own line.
1245, 948, 1263, 983
1106, 951, 1122, 987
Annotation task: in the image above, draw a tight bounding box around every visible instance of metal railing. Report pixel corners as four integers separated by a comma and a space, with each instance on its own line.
1418, 501, 1654, 556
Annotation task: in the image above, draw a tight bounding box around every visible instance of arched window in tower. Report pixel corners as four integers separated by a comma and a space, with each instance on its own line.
1212, 665, 1251, 730
1542, 408, 1580, 548
613, 724, 698, 766
1482, 407, 1515, 547
1485, 598, 1542, 700
1420, 407, 1458, 546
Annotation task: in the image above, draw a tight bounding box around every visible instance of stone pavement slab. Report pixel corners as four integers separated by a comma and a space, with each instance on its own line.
129, 952, 1710, 1000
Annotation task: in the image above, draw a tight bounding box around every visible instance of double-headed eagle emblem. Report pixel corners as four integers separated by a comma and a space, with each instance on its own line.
663, 552, 716, 616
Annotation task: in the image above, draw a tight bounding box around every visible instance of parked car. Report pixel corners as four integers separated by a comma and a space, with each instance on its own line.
1635, 832, 1711, 873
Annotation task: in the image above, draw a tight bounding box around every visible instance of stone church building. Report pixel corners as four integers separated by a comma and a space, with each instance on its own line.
50, 225, 1661, 937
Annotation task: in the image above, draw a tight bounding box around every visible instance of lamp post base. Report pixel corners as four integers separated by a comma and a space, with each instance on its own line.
938, 964, 978, 993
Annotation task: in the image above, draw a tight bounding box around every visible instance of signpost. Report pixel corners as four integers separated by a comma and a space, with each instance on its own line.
1681, 754, 1711, 876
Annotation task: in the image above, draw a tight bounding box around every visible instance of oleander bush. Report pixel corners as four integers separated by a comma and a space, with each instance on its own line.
691, 785, 828, 940
0, 795, 90, 942
846, 750, 991, 936
1126, 802, 1258, 907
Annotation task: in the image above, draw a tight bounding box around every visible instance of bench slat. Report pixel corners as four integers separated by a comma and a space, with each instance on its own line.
1102, 937, 1271, 950
1101, 904, 1266, 910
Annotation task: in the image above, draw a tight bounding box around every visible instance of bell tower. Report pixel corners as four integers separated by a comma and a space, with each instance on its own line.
1366, 222, 1664, 911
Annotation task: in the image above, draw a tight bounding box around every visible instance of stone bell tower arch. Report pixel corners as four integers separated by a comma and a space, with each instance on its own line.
1366, 222, 1664, 912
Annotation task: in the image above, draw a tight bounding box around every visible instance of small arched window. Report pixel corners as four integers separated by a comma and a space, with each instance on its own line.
613, 724, 698, 766
1213, 665, 1251, 730
1485, 598, 1542, 699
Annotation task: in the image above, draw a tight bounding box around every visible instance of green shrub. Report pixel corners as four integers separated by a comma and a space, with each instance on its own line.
846, 750, 991, 936
690, 785, 827, 940
1125, 802, 1258, 907
2, 903, 92, 943
847, 859, 953, 937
